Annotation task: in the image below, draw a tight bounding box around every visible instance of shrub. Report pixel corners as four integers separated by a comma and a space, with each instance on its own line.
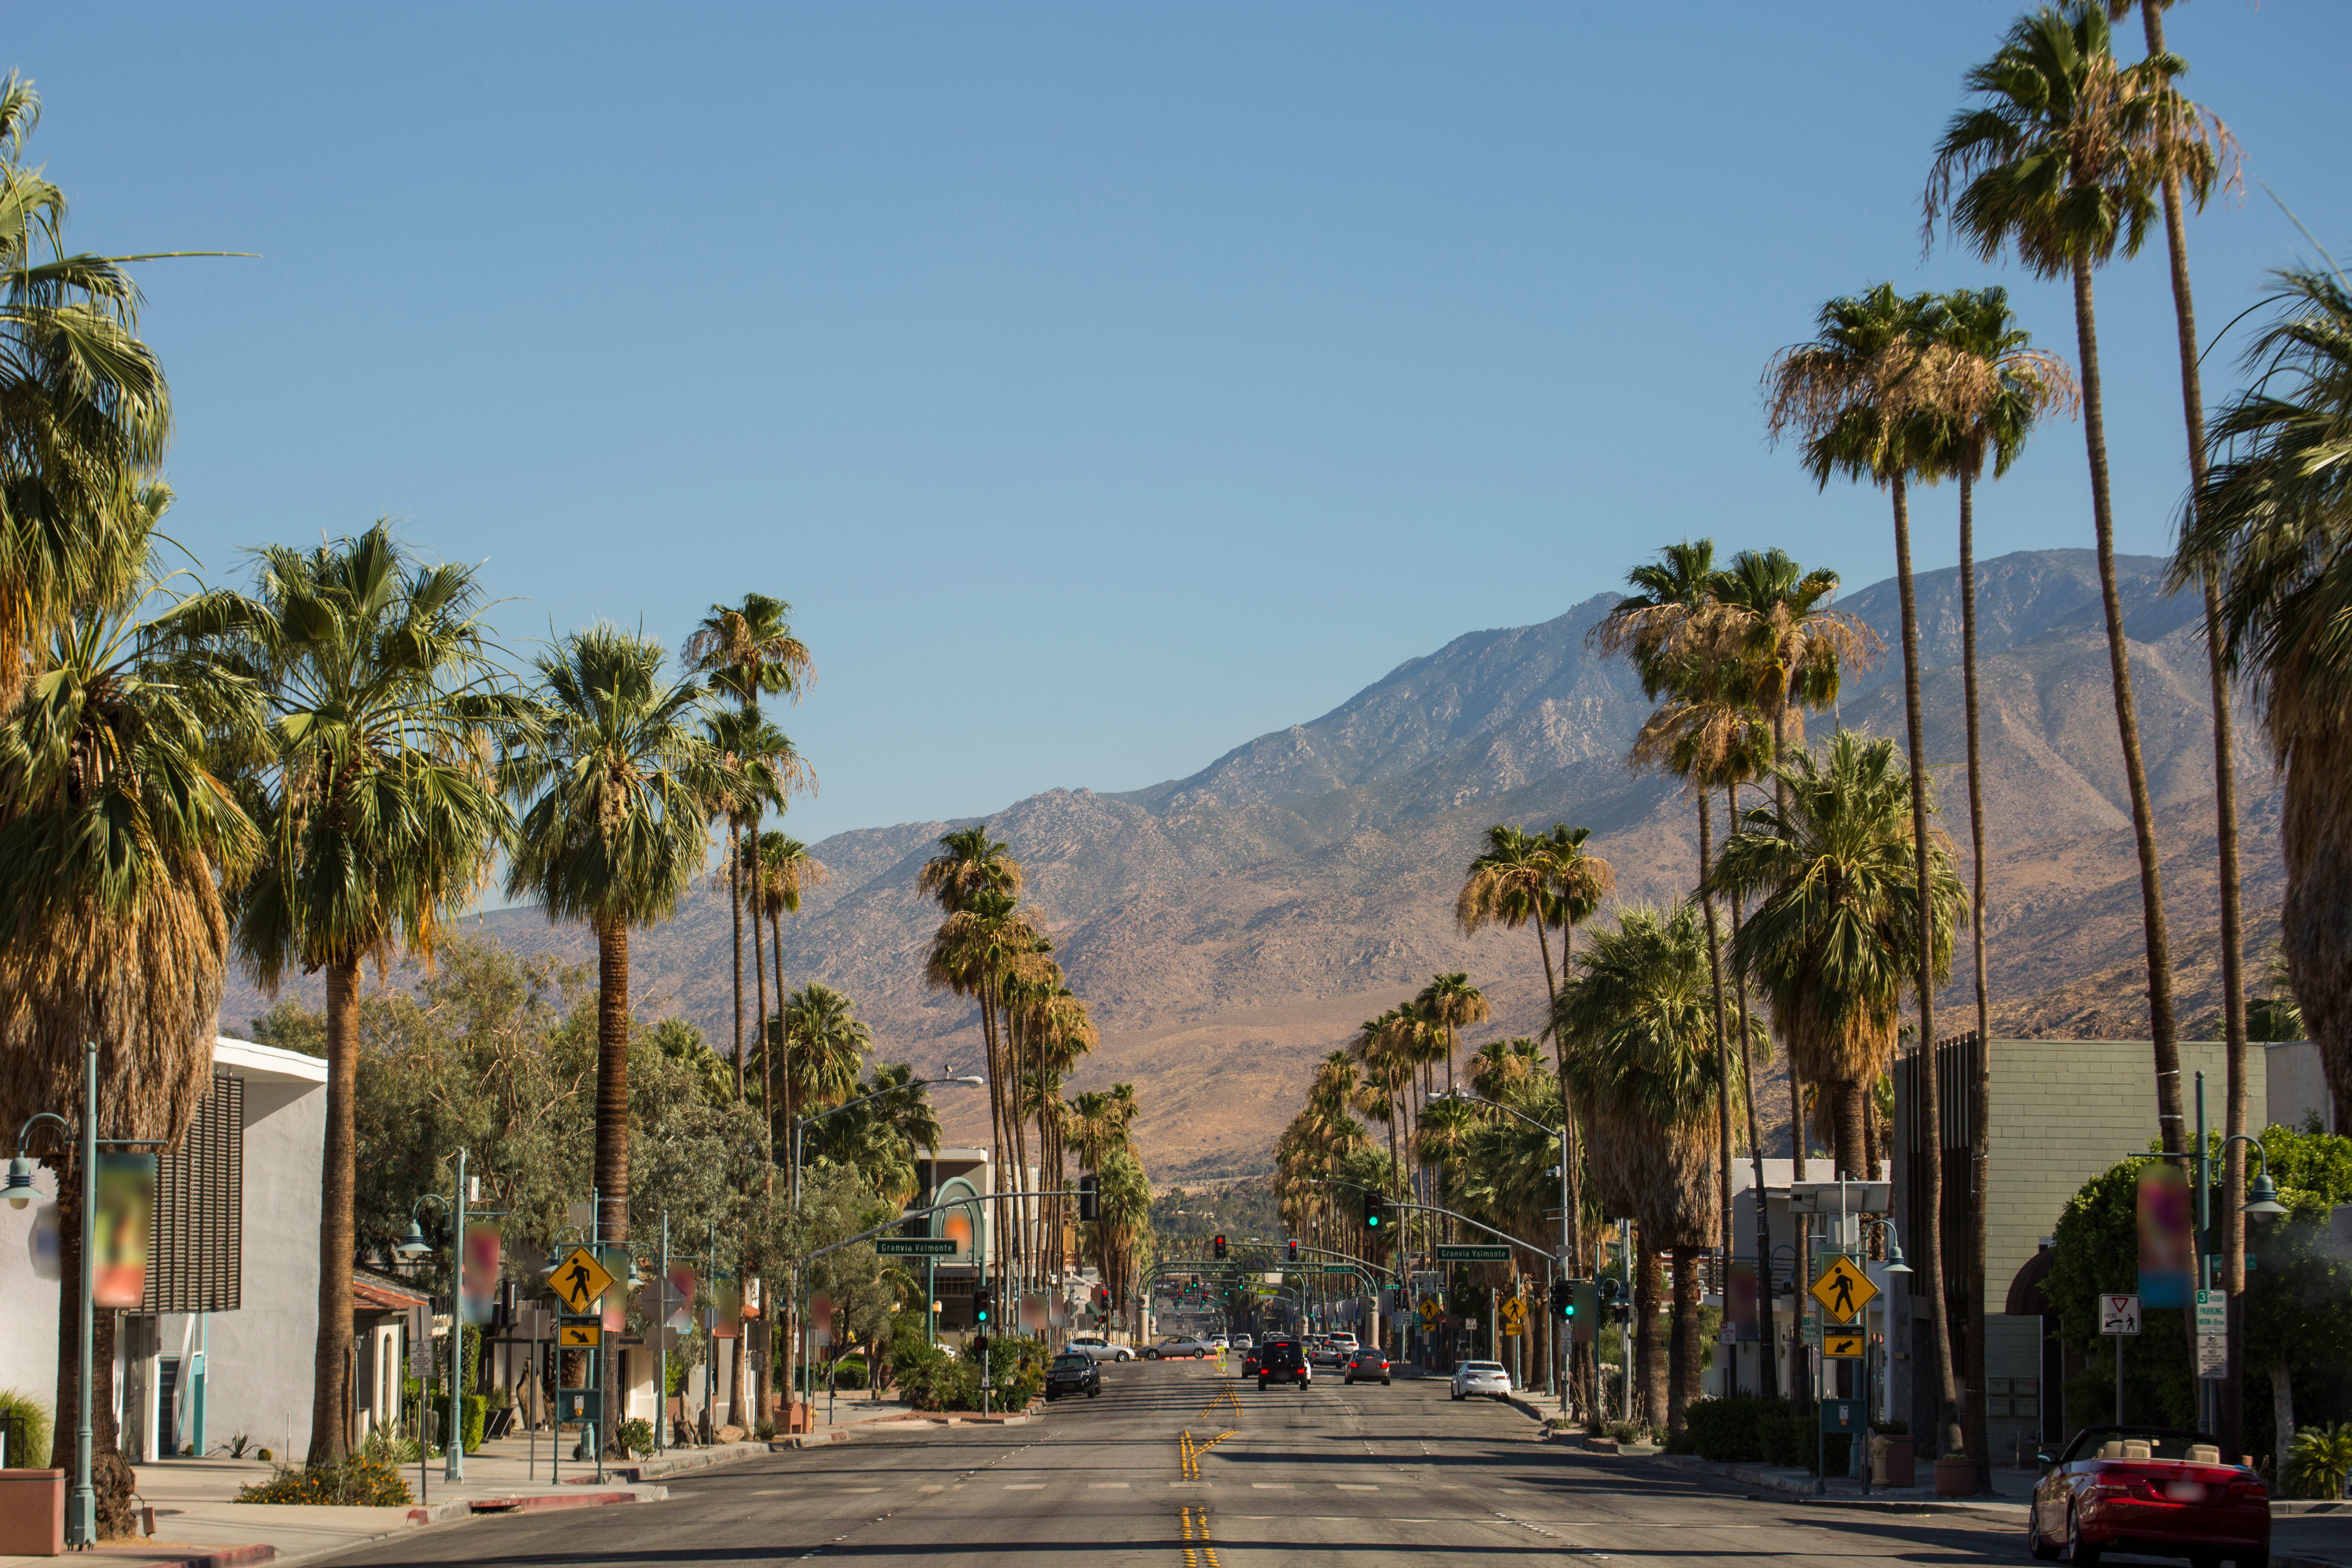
829, 1356, 869, 1390
0, 1388, 52, 1471
615, 1418, 655, 1459
255, 1448, 273, 1462
2288, 1423, 2352, 1500
236, 1456, 412, 1506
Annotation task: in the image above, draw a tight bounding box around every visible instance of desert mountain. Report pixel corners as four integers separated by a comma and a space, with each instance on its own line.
234, 549, 2279, 1182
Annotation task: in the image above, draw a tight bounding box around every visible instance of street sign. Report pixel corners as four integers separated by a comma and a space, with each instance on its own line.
1824, 1330, 1864, 1359
408, 1341, 435, 1377
1319, 1264, 1360, 1275
1417, 1294, 1442, 1327
2195, 1288, 2228, 1336
876, 1238, 957, 1257
2100, 1294, 2142, 1336
1800, 1314, 1820, 1343
550, 1246, 615, 1315
1500, 1298, 1526, 1336
558, 1322, 601, 1348
1810, 1255, 1877, 1324
1435, 1244, 1511, 1262
2198, 1334, 2227, 1380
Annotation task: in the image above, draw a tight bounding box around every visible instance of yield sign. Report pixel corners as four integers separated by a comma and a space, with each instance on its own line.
1810, 1255, 1878, 1324
550, 1245, 615, 1314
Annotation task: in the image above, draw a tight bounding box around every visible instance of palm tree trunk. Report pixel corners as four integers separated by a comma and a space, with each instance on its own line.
1959, 463, 1996, 1491
1891, 468, 1962, 1464
1695, 793, 1735, 1361
751, 864, 767, 1110
2135, 2, 2250, 1456
771, 906, 786, 1167
731, 822, 746, 1095
595, 920, 633, 1245
1772, 709, 1811, 1187
1668, 1244, 1704, 1431
1833, 1080, 1869, 1180
306, 956, 362, 1464
1635, 1241, 1666, 1432
1726, 790, 1778, 1399
2072, 252, 2187, 1152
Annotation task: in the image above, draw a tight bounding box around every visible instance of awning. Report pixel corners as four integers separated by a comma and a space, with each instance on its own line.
2004, 1245, 2057, 1317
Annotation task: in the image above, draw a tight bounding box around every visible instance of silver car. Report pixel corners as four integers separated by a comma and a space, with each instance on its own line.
1064, 1334, 1134, 1363
1450, 1360, 1512, 1401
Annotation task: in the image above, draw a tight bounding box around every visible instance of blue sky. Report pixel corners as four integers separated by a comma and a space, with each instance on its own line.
13, 2, 2349, 843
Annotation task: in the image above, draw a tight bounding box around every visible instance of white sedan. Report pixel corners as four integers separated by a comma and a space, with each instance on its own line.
1064, 1335, 1135, 1363
1450, 1361, 1513, 1401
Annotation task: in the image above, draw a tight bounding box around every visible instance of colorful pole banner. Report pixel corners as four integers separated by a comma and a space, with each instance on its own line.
460, 1222, 502, 1324
92, 1153, 156, 1308
712, 1278, 742, 1340
2137, 1163, 2194, 1308
665, 1265, 698, 1332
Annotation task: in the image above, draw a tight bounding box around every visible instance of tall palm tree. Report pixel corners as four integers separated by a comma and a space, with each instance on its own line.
504, 626, 718, 1248
702, 706, 795, 1096
1457, 825, 1568, 1000
1926, 2, 2226, 1155
779, 981, 871, 1153
686, 595, 812, 1085
1765, 280, 1970, 1448
2182, 263, 2352, 1131
1919, 285, 2076, 1481
174, 523, 510, 1464
2111, 0, 2256, 1461
1712, 731, 1965, 1448
0, 501, 261, 1478
1553, 903, 1731, 1432
0, 74, 183, 701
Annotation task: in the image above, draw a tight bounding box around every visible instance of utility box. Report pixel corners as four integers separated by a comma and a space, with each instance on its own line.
0, 1469, 64, 1557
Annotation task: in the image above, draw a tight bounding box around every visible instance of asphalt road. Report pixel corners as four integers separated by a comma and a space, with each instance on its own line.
315, 1358, 2033, 1568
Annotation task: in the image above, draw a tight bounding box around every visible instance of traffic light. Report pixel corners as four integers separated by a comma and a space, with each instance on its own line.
1286, 1238, 1299, 1264
1550, 1278, 1572, 1319
973, 1285, 992, 1325
1363, 1193, 1385, 1233
1213, 1234, 1227, 1260
1078, 1173, 1100, 1222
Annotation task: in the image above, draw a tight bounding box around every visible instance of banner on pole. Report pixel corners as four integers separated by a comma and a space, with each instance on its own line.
92, 1153, 156, 1308
460, 1223, 502, 1324
2136, 1164, 2194, 1308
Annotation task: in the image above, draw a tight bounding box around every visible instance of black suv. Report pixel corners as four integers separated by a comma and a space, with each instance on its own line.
1257, 1339, 1310, 1391
1045, 1352, 1102, 1401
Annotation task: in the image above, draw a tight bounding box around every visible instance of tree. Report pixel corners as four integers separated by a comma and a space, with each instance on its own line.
1766, 279, 1973, 1458
778, 981, 871, 1165
1552, 903, 1735, 1432
751, 831, 826, 1140
2184, 261, 2352, 1177
503, 626, 717, 1249
1927, 2, 2227, 1160
0, 506, 259, 1493
174, 523, 509, 1465
700, 705, 796, 1096
1918, 283, 2077, 1481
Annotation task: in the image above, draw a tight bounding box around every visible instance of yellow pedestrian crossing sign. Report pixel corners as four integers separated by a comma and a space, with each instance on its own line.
551, 1245, 615, 1314
1810, 1255, 1877, 1325
1500, 1297, 1527, 1336
1418, 1294, 1442, 1328
559, 1322, 601, 1348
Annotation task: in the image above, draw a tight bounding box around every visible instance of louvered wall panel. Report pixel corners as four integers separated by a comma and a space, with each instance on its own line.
140, 1072, 242, 1313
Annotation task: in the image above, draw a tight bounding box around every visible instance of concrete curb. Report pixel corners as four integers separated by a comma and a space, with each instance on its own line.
1618, 1450, 2027, 1515
596, 1441, 771, 1483
99, 1548, 276, 1568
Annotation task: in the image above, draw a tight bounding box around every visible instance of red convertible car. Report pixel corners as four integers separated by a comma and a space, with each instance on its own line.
2027, 1426, 2268, 1568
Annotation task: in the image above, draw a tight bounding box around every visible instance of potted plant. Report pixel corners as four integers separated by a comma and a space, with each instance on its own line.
1934, 1451, 1976, 1497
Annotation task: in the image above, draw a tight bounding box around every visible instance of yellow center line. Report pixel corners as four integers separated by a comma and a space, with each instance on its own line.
1180, 1504, 1221, 1568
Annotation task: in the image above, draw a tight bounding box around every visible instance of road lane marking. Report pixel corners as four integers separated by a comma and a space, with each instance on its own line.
919, 1486, 944, 1492
1180, 1503, 1221, 1568
844, 1488, 881, 1493
1250, 1483, 1296, 1490
1336, 1483, 1379, 1491
1004, 1483, 1047, 1490
1090, 1481, 1131, 1489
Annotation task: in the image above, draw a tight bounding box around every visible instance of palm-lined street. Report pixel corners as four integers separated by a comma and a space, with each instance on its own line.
318, 1358, 2025, 1568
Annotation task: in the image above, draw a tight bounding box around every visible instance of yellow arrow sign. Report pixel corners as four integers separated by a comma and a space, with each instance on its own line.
550, 1245, 616, 1315
1823, 1330, 1865, 1359
558, 1322, 601, 1348
1810, 1255, 1878, 1325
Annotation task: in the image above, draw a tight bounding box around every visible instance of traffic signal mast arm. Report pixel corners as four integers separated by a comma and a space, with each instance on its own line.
1299, 1176, 1557, 1265
796, 1189, 1094, 1265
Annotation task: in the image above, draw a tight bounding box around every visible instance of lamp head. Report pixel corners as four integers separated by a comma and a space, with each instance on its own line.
2, 1156, 36, 1210
2243, 1171, 2288, 1223
394, 1219, 432, 1258
1883, 1239, 1911, 1275
952, 1074, 984, 1088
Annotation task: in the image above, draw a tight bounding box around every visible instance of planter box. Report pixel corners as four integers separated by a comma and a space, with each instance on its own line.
1871, 1435, 1915, 1488
1935, 1455, 1978, 1497
0, 1469, 63, 1557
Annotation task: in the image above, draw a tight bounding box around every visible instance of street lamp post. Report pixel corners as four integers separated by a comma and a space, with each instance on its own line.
393, 1149, 506, 1484
3, 1040, 175, 1548
2191, 1071, 2288, 1441
1432, 1090, 1570, 1406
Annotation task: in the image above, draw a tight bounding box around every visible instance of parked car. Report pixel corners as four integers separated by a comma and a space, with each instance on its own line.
1143, 1335, 1215, 1360
1258, 1339, 1311, 1390
1233, 1335, 1253, 1352
1450, 1361, 1512, 1401
1342, 1348, 1392, 1386
1044, 1353, 1102, 1401
1065, 1335, 1135, 1363
2027, 1426, 2268, 1568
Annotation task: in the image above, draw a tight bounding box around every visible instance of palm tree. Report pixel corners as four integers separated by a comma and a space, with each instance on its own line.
173, 523, 510, 1464
0, 500, 261, 1479
0, 75, 183, 701
686, 595, 813, 1085
750, 831, 826, 1140
1926, 2, 2227, 1156
780, 981, 871, 1155
1712, 731, 1965, 1448
504, 626, 718, 1249
1918, 284, 2076, 1481
703, 706, 796, 1096
1553, 903, 1732, 1432
1458, 825, 1571, 1001
2181, 263, 2352, 1131
2110, 0, 2257, 1462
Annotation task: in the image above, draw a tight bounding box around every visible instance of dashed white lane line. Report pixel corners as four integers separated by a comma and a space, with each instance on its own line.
1089, 1481, 1131, 1489
1336, 1484, 1379, 1491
